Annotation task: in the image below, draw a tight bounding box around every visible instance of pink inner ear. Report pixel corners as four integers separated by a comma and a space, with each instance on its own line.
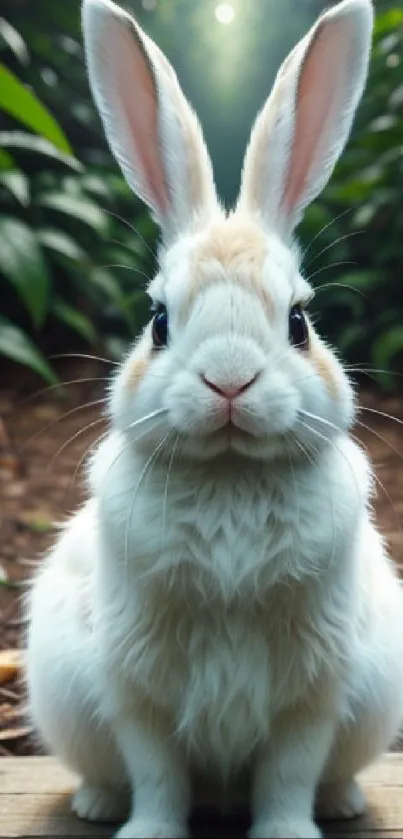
283, 19, 349, 215
116, 26, 169, 214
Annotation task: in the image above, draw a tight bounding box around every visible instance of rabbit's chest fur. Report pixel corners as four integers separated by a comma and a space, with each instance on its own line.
91, 433, 366, 768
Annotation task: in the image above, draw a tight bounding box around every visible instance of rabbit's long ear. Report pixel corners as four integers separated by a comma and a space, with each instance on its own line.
82, 0, 219, 243
237, 0, 373, 237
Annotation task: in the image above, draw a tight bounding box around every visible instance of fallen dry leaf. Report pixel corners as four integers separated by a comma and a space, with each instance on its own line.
0, 649, 24, 685
0, 725, 33, 742
0, 416, 11, 448
19, 510, 53, 533
0, 702, 26, 725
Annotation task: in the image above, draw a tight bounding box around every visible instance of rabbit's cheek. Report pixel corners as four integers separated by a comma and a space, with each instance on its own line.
233, 377, 300, 438
166, 390, 227, 436
125, 355, 150, 393
308, 344, 339, 401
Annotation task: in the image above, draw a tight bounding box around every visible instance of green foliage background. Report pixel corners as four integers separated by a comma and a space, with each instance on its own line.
0, 0, 402, 388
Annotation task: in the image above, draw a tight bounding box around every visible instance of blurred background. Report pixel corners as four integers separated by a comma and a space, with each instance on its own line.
0, 0, 402, 384
1, 0, 403, 758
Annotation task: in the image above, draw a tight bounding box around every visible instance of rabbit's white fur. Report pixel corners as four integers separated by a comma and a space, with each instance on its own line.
27, 1, 403, 837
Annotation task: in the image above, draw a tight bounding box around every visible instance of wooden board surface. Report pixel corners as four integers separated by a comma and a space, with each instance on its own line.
1, 755, 403, 838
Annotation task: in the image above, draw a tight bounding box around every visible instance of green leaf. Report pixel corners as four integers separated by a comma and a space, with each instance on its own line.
389, 84, 403, 110
38, 192, 107, 232
52, 298, 97, 343
105, 334, 129, 361
0, 131, 82, 171
88, 267, 125, 304
374, 9, 403, 37
372, 326, 403, 375
369, 115, 397, 133
336, 323, 367, 354
81, 174, 113, 199
0, 315, 57, 383
352, 204, 377, 228
0, 169, 30, 205
0, 18, 29, 65
315, 289, 364, 320
0, 216, 50, 329
334, 270, 384, 291
0, 148, 14, 170
0, 64, 72, 154
37, 228, 87, 262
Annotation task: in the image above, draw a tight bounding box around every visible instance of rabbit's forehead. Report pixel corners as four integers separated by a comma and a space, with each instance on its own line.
160, 216, 302, 317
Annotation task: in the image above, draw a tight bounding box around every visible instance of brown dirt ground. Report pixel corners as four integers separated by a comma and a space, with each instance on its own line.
1, 359, 403, 757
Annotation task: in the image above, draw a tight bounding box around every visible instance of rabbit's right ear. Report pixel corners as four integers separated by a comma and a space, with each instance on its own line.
82, 0, 219, 244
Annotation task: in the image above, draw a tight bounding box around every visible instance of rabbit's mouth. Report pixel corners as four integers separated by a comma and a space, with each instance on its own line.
200, 422, 285, 458
176, 424, 294, 463
166, 397, 300, 461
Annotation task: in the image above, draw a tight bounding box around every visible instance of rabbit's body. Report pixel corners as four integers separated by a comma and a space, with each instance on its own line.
27, 1, 403, 836
28, 428, 403, 827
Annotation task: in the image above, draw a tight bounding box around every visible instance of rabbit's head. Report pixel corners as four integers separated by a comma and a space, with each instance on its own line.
82, 0, 373, 462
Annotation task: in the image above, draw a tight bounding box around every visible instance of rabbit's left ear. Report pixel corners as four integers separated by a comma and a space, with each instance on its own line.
82, 0, 219, 244
237, 0, 373, 237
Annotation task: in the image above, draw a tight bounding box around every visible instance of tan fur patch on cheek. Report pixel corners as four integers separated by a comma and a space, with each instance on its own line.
310, 342, 339, 398
126, 355, 150, 392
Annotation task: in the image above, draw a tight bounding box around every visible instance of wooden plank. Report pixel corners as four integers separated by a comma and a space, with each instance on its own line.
1, 756, 403, 838
0, 756, 78, 794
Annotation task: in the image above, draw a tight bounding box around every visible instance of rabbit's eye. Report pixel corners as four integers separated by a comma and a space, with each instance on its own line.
289, 304, 309, 349
152, 305, 168, 348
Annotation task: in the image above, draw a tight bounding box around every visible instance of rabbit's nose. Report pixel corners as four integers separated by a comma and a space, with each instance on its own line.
201, 373, 259, 399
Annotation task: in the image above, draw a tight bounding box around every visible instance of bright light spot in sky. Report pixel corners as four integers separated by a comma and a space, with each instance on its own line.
215, 3, 235, 25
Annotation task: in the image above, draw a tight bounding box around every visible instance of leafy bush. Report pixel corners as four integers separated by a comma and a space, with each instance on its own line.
300, 5, 403, 386
1, 1, 402, 389
0, 7, 155, 382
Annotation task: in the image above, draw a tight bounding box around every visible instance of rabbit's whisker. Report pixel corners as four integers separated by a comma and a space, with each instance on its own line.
345, 365, 403, 378
124, 430, 173, 591
353, 439, 402, 535
99, 413, 169, 502
49, 352, 118, 365
354, 419, 403, 464
100, 263, 151, 287
103, 208, 157, 261
17, 376, 111, 408
299, 417, 401, 536
297, 422, 345, 573
306, 230, 363, 268
20, 398, 107, 453
306, 261, 358, 284
285, 443, 300, 548
291, 433, 336, 574
68, 430, 111, 499
127, 407, 168, 430
298, 409, 341, 435
298, 418, 361, 506
46, 416, 107, 473
109, 238, 154, 266
358, 406, 403, 429
161, 433, 180, 553
292, 435, 318, 468
290, 437, 336, 573
301, 206, 355, 262
313, 282, 366, 299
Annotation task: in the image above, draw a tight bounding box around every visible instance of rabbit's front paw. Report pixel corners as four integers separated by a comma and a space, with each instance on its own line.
72, 783, 127, 822
249, 818, 322, 839
316, 779, 366, 820
114, 819, 188, 839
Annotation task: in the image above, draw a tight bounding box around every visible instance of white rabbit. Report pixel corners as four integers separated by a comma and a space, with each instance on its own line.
26, 0, 403, 837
